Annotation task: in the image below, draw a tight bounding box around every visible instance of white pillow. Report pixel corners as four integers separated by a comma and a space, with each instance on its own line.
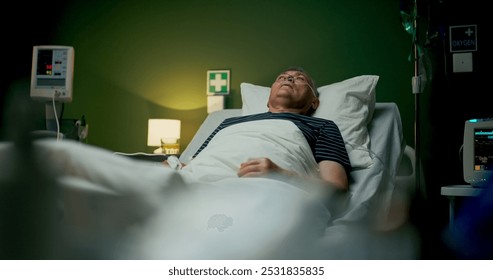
240, 75, 379, 169
240, 82, 271, 115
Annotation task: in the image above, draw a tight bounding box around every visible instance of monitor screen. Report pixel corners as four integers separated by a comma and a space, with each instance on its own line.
30, 46, 74, 103
473, 128, 493, 172
463, 119, 493, 187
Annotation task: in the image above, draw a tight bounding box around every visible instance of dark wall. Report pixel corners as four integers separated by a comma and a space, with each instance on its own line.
1, 1, 67, 140
428, 1, 488, 186
413, 0, 488, 259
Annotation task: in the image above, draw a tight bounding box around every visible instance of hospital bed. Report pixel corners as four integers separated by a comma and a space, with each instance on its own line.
0, 76, 420, 259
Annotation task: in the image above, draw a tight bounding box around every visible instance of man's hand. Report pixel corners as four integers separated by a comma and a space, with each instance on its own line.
237, 158, 295, 178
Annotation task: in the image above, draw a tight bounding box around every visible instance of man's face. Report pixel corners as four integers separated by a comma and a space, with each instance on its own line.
271, 70, 314, 98
268, 70, 318, 113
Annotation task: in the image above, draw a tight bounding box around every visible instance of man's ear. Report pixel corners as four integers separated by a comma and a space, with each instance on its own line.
311, 98, 320, 110
307, 98, 320, 115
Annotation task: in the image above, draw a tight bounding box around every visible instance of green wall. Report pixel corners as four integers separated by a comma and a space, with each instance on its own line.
44, 0, 416, 153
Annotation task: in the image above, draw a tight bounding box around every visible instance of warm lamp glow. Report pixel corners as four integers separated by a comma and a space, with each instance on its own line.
147, 119, 181, 154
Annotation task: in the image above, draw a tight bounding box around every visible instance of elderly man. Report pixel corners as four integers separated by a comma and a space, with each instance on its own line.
179, 67, 351, 192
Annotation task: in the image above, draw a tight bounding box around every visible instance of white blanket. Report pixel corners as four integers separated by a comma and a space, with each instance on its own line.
125, 119, 331, 259
123, 177, 330, 259
180, 119, 320, 183
13, 119, 333, 259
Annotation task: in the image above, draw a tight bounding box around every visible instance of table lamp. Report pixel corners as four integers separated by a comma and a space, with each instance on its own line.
147, 119, 181, 154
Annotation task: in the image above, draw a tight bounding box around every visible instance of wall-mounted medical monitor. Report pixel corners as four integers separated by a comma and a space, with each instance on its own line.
30, 45, 74, 102
463, 118, 493, 187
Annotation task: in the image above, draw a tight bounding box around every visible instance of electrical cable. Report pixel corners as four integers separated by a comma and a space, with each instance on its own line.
52, 92, 61, 141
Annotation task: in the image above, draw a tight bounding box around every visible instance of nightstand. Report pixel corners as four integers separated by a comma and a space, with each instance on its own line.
441, 185, 483, 230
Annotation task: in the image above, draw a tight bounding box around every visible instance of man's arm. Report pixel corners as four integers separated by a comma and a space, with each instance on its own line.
238, 157, 349, 213
237, 158, 348, 192
318, 160, 348, 192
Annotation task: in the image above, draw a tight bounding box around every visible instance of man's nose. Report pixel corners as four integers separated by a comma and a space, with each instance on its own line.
286, 76, 294, 82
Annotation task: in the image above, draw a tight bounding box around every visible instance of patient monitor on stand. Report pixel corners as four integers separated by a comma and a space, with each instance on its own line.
30, 45, 75, 139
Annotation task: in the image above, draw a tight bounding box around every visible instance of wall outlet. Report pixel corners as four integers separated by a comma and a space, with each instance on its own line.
453, 52, 473, 73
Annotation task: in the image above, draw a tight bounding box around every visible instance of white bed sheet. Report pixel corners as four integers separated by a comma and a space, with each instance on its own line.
181, 103, 405, 226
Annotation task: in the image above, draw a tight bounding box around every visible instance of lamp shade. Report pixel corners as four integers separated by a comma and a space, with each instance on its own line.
147, 119, 181, 147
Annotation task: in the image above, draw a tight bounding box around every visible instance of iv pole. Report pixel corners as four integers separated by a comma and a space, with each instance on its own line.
411, 0, 421, 195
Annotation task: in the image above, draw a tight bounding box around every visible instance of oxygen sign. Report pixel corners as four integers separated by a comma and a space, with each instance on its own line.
449, 25, 477, 52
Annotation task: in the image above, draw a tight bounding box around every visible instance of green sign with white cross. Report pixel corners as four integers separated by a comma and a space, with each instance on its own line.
207, 70, 230, 95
